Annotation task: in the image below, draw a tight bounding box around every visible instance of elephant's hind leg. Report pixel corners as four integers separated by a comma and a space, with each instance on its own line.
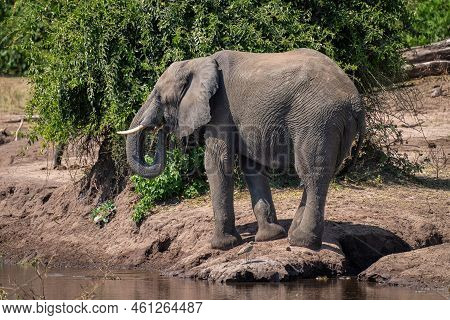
288, 135, 336, 250
241, 156, 286, 242
205, 136, 242, 250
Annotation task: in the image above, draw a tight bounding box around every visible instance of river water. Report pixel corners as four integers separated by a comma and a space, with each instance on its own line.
0, 263, 444, 300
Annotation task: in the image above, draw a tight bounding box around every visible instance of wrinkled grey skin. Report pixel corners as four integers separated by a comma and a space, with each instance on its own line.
124, 49, 365, 251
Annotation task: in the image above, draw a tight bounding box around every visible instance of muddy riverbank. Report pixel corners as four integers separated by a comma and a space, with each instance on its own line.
0, 172, 448, 292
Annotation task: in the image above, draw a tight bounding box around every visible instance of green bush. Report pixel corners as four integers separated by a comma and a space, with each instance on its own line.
90, 200, 116, 225
130, 146, 207, 223
0, 0, 61, 75
405, 0, 449, 46
0, 0, 26, 74
9, 0, 412, 143
5, 0, 420, 221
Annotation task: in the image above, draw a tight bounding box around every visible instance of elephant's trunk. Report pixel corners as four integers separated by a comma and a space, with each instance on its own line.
124, 89, 167, 179
126, 127, 167, 179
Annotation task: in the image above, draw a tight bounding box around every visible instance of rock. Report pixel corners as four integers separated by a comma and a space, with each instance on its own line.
358, 243, 450, 292
431, 85, 443, 97
163, 220, 412, 282
183, 238, 346, 282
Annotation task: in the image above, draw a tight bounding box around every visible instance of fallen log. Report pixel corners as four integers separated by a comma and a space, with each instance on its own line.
402, 38, 450, 78
404, 60, 450, 78
402, 38, 450, 64
3, 115, 40, 123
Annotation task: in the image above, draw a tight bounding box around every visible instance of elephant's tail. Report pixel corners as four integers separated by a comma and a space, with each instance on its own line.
350, 105, 366, 169
335, 96, 366, 176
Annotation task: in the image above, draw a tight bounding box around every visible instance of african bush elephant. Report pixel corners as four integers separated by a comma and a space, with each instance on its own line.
118, 49, 365, 251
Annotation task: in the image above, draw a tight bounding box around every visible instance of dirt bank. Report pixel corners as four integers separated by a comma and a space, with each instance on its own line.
0, 76, 449, 290
359, 243, 450, 296
0, 175, 448, 284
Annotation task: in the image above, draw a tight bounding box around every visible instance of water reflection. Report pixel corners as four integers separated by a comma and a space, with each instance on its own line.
0, 263, 443, 300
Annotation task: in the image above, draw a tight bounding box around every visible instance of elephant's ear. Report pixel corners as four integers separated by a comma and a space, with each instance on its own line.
177, 57, 219, 137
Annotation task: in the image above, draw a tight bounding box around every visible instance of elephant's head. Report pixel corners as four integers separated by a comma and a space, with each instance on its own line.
118, 57, 219, 178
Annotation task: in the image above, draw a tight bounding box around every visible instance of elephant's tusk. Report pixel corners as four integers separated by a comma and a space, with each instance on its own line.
117, 124, 145, 135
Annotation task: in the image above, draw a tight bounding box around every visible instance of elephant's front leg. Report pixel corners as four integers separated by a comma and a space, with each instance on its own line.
241, 156, 286, 242
205, 136, 242, 250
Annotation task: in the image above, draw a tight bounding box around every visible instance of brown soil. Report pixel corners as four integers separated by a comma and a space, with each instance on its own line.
393, 75, 449, 163
359, 243, 450, 297
0, 76, 448, 290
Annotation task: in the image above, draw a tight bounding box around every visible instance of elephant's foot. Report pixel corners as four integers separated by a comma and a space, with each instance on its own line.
255, 223, 286, 242
211, 231, 243, 250
288, 227, 322, 250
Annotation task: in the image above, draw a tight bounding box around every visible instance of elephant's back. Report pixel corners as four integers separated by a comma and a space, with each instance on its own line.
217, 49, 359, 121
282, 49, 359, 100
217, 49, 358, 100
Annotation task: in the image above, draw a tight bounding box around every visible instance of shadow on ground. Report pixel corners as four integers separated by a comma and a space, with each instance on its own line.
237, 219, 412, 275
